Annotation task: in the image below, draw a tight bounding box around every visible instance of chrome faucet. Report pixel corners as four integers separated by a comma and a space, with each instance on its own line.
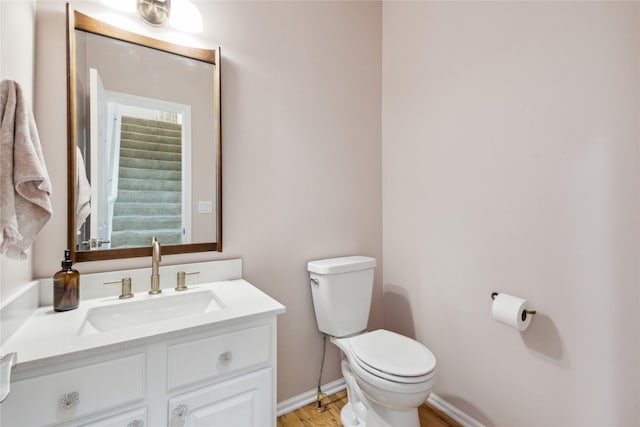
149, 236, 162, 295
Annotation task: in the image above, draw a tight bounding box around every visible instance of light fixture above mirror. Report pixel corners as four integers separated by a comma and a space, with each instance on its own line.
137, 0, 170, 26
99, 0, 203, 33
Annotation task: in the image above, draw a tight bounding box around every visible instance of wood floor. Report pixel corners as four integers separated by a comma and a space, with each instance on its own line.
277, 390, 462, 427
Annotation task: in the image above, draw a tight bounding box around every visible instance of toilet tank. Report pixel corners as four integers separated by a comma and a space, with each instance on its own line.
307, 256, 377, 337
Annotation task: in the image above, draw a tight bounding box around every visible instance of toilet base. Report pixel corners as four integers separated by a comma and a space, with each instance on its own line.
340, 400, 420, 427
341, 402, 365, 427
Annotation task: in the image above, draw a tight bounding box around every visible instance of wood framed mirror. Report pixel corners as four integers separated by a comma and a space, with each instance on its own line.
66, 6, 221, 262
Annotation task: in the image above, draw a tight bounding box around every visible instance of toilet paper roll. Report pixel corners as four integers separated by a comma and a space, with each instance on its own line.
491, 293, 532, 331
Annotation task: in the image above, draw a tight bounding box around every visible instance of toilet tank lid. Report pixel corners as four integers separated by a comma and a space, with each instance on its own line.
307, 256, 377, 274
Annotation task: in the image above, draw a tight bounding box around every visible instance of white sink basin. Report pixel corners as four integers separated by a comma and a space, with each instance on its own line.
79, 290, 223, 335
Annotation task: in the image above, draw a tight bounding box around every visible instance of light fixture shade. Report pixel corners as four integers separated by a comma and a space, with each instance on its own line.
99, 0, 202, 33
99, 0, 136, 14
169, 0, 203, 33
137, 0, 171, 26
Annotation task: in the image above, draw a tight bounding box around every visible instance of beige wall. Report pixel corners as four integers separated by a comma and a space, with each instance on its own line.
1, 0, 36, 299
29, 0, 382, 402
382, 2, 640, 426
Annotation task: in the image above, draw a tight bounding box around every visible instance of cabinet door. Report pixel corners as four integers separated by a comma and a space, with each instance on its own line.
168, 368, 272, 427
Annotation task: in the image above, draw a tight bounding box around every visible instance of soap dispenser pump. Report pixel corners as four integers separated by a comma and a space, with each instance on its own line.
53, 249, 79, 312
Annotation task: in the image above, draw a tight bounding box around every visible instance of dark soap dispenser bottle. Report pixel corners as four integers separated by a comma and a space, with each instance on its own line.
53, 249, 79, 312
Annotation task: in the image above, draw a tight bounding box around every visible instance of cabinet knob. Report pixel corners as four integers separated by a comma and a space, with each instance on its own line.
171, 405, 189, 427
218, 351, 233, 365
127, 420, 144, 427
173, 404, 189, 418
58, 391, 80, 409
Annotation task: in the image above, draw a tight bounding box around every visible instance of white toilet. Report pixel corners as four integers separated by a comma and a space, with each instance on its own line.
308, 256, 437, 427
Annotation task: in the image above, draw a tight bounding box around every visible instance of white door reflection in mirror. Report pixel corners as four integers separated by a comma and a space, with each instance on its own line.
88, 68, 110, 249
82, 74, 192, 250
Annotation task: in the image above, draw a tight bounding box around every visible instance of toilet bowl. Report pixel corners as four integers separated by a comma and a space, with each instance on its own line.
333, 329, 436, 427
307, 256, 438, 427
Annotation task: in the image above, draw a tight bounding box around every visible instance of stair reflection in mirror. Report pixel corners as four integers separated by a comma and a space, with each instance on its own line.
111, 116, 183, 248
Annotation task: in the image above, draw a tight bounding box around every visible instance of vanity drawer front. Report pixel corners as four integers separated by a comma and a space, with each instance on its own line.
77, 406, 147, 427
1, 354, 145, 427
167, 325, 271, 390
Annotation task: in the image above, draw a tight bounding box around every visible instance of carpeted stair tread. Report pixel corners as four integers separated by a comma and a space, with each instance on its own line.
110, 229, 182, 247
118, 177, 181, 192
112, 215, 182, 231
119, 139, 182, 154
120, 131, 181, 146
121, 116, 182, 131
118, 167, 181, 181
121, 123, 181, 137
120, 147, 181, 163
114, 202, 182, 216
120, 123, 181, 137
116, 189, 181, 203
119, 157, 182, 171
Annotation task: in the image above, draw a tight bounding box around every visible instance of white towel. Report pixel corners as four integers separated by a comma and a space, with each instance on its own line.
75, 146, 91, 230
0, 80, 52, 259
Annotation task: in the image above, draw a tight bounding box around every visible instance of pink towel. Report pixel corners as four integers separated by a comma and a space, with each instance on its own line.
0, 80, 52, 259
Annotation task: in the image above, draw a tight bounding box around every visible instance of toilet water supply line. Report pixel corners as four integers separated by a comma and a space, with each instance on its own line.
316, 333, 328, 412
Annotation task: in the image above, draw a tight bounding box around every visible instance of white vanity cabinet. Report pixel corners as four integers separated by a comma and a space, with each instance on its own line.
1, 317, 278, 427
1, 263, 285, 427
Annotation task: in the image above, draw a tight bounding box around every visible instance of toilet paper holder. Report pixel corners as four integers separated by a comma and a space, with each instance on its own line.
491, 292, 537, 319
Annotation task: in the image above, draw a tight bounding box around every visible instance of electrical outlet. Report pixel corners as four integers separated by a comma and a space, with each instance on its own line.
198, 201, 213, 214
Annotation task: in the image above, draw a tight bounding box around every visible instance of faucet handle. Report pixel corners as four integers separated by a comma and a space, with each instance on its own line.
104, 277, 134, 299
176, 271, 199, 291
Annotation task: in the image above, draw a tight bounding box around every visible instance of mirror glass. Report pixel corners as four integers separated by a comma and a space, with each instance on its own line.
67, 9, 221, 262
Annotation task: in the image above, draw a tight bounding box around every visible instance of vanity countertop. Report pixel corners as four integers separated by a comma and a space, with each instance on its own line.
2, 279, 285, 372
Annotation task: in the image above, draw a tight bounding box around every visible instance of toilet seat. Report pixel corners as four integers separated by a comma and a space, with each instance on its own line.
333, 329, 436, 391
354, 354, 434, 384
350, 330, 436, 382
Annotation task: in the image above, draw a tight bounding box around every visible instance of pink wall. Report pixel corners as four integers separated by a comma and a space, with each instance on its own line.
30, 1, 382, 403
0, 0, 36, 298
382, 2, 640, 425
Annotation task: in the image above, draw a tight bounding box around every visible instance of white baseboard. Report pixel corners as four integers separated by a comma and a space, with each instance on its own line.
276, 378, 346, 417
277, 379, 484, 427
427, 392, 485, 427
